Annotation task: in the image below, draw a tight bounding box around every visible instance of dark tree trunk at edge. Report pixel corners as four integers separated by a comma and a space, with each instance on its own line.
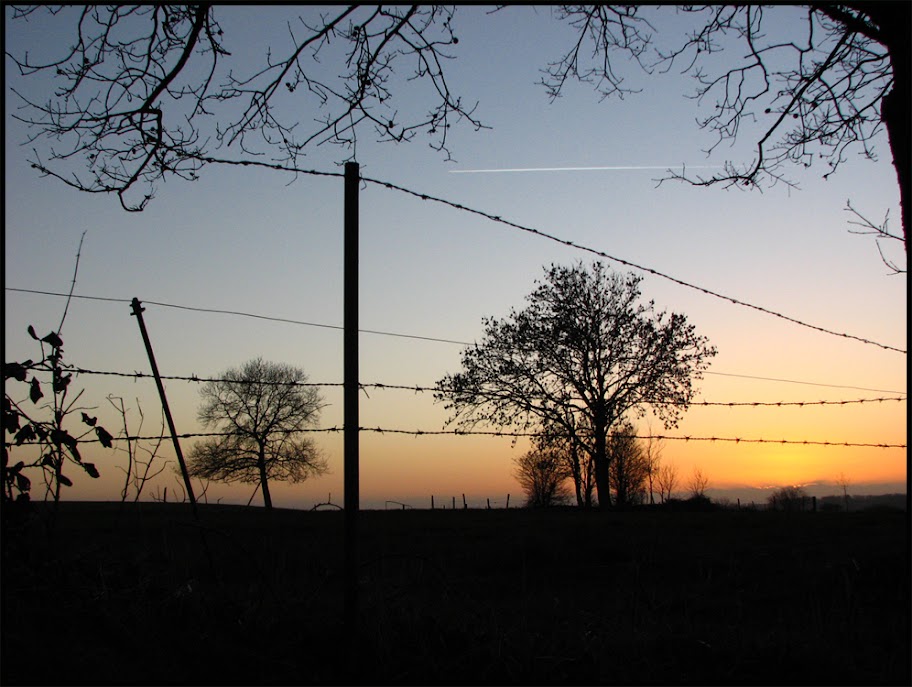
865, 2, 910, 250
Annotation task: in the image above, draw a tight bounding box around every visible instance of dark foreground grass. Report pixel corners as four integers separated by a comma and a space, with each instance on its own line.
1, 502, 909, 685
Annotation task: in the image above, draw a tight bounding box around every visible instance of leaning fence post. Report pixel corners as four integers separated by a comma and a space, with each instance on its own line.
431, 494, 435, 510
506, 494, 510, 509
130, 298, 197, 518
462, 493, 467, 510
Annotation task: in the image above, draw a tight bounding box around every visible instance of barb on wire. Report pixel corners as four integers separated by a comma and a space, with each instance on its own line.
9, 287, 908, 388
13, 425, 900, 449
359, 174, 906, 355
55, 367, 907, 406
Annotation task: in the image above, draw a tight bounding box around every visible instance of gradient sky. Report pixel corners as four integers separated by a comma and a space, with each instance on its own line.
4, 6, 906, 509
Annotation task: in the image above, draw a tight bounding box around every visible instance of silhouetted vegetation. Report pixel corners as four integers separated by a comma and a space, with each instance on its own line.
2, 501, 907, 685
437, 262, 717, 510
186, 358, 328, 510
8, 6, 908, 264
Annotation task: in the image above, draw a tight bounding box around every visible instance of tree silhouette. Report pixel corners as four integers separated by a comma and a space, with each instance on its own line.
835, 471, 852, 512
768, 485, 811, 512
5, 5, 481, 211
543, 4, 908, 260
436, 261, 716, 510
513, 445, 572, 508
607, 421, 652, 509
186, 358, 327, 509
687, 466, 709, 499
655, 462, 679, 503
7, 4, 906, 261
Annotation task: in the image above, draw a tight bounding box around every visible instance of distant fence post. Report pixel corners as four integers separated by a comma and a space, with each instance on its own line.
431, 495, 435, 510
462, 494, 467, 510
506, 494, 510, 509
452, 496, 456, 510
486, 498, 491, 509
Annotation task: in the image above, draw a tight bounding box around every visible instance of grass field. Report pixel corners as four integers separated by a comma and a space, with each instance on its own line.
2, 501, 909, 685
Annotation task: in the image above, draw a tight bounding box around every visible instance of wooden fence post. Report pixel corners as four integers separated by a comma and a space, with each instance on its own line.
343, 161, 360, 670
130, 298, 197, 518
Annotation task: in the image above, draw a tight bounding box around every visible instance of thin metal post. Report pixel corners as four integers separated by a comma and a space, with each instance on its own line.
343, 162, 360, 653
130, 298, 197, 518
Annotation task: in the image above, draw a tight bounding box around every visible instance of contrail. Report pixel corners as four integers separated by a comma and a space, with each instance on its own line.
449, 165, 723, 173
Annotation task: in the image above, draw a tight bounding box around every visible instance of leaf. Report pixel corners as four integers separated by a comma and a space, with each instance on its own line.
41, 332, 64, 349
81, 413, 98, 427
57, 474, 72, 487
53, 373, 72, 394
16, 473, 31, 492
95, 426, 114, 449
4, 362, 28, 382
14, 425, 36, 445
29, 378, 43, 404
3, 407, 20, 433
50, 428, 79, 453
27, 325, 38, 340
83, 463, 100, 479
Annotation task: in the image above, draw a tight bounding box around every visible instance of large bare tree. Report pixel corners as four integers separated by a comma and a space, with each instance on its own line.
7, 5, 904, 266
187, 358, 327, 509
5, 5, 482, 211
436, 262, 716, 510
542, 4, 908, 266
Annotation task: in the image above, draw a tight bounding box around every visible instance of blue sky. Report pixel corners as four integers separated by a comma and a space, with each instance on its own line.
4, 6, 906, 508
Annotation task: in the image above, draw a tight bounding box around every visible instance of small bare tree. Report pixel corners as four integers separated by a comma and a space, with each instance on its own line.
641, 424, 665, 505
655, 463, 678, 503
835, 472, 852, 512
107, 395, 170, 503
513, 446, 572, 508
186, 358, 328, 510
607, 421, 651, 508
768, 485, 811, 512
688, 467, 709, 499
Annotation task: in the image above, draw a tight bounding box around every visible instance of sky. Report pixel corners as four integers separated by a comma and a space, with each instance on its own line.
4, 6, 907, 509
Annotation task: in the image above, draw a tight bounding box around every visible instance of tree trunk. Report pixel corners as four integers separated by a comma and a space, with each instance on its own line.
258, 445, 273, 510
593, 419, 611, 510
869, 2, 910, 250
569, 442, 584, 507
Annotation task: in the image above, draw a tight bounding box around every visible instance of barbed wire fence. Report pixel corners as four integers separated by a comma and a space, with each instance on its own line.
4, 355, 905, 450
5, 165, 906, 508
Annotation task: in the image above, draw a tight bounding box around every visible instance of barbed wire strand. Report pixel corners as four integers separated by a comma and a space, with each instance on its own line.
46, 365, 909, 406
357, 174, 906, 354
8, 152, 905, 353
7, 288, 906, 395
6, 426, 904, 449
